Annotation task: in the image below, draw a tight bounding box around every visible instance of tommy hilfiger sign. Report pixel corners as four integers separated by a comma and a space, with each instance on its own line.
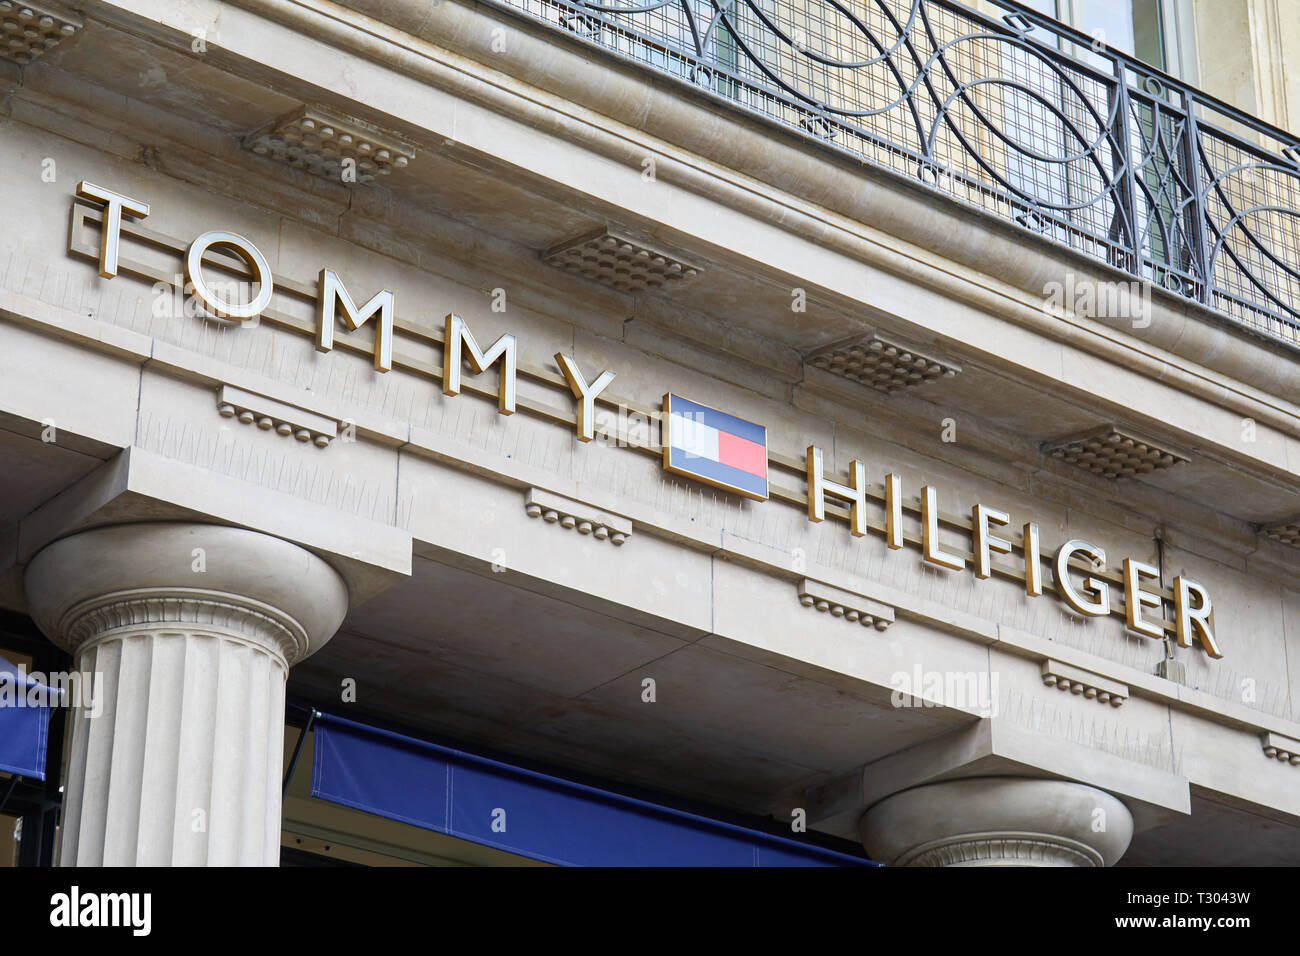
70, 183, 1223, 659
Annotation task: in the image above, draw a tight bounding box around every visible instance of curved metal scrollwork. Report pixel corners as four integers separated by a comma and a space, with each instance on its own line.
497, 0, 1300, 343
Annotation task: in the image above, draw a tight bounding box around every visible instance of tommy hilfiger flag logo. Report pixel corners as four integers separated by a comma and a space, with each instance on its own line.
661, 394, 769, 501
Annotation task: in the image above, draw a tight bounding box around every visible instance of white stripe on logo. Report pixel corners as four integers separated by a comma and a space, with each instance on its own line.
670, 412, 720, 461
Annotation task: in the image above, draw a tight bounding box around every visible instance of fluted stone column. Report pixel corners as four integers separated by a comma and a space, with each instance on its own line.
859, 777, 1134, 867
25, 522, 348, 866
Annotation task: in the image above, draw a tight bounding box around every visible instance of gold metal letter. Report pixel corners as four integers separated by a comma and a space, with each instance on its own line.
184, 230, 274, 320
443, 313, 517, 415
317, 269, 394, 371
76, 181, 150, 279
885, 473, 904, 549
555, 353, 615, 442
1023, 522, 1042, 596
806, 445, 867, 537
1174, 576, 1223, 658
1054, 540, 1110, 616
1123, 558, 1165, 638
972, 503, 1011, 578
921, 486, 964, 571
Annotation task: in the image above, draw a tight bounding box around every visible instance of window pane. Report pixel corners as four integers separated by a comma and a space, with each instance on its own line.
1069, 0, 1165, 69
1131, 0, 1165, 70
1074, 0, 1136, 56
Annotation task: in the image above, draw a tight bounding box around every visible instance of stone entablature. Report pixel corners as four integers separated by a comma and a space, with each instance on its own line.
15, 180, 1291, 754
62, 189, 1226, 659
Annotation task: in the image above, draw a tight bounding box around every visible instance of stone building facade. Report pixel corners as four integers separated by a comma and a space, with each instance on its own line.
1, 0, 1299, 865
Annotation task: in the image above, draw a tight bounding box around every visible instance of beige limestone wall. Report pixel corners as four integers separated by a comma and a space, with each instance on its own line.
1193, 0, 1299, 136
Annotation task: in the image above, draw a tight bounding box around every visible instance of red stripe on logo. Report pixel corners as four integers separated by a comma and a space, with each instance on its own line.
717, 431, 767, 477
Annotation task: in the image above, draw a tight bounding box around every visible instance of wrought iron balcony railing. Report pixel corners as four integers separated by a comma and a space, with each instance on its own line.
488, 0, 1300, 347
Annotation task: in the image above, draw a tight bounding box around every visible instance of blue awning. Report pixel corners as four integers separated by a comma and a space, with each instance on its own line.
310, 712, 872, 866
0, 656, 55, 780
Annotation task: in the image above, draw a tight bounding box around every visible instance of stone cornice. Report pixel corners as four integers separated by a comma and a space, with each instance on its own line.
47, 207, 1226, 628
4, 31, 1289, 568
222, 0, 1300, 425
73, 0, 1300, 440
15, 3, 1300, 489
6, 211, 1291, 591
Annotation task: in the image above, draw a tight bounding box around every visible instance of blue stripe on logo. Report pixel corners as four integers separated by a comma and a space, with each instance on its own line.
667, 446, 768, 498
669, 395, 766, 447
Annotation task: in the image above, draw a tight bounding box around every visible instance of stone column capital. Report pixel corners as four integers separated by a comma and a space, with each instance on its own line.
859, 776, 1134, 867
25, 521, 348, 666
22, 521, 351, 866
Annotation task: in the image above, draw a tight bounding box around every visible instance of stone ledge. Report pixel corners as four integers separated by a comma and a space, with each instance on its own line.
524, 487, 631, 545
1261, 732, 1300, 766
217, 384, 338, 447
1041, 658, 1128, 706
797, 577, 894, 630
